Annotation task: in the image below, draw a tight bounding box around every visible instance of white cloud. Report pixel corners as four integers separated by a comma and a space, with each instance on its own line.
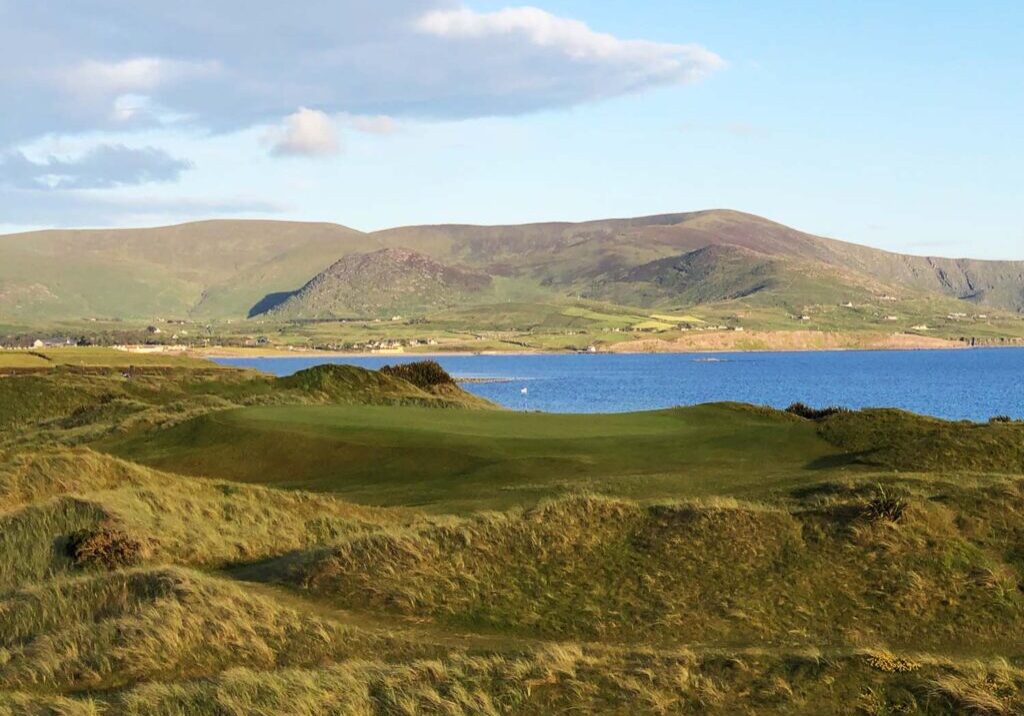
267, 108, 341, 157
347, 115, 399, 135
416, 6, 723, 82
0, 2, 724, 143
0, 2, 722, 225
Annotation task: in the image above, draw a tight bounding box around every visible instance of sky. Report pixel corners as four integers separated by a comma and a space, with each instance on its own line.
0, 1, 1021, 259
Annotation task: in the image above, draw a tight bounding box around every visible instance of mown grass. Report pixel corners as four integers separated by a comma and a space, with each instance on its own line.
107, 402, 851, 511
111, 399, 1024, 513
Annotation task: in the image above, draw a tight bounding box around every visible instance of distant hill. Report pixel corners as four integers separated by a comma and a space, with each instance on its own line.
268, 248, 492, 319
0, 220, 376, 321
374, 210, 1024, 311
1, 209, 1022, 324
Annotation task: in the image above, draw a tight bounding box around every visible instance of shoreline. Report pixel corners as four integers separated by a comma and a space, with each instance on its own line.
191, 344, 991, 361
185, 330, 994, 359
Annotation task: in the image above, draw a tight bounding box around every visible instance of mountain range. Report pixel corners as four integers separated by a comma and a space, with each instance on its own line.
1, 209, 1022, 324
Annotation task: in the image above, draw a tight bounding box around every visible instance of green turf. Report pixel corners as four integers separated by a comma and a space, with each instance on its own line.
107, 402, 859, 512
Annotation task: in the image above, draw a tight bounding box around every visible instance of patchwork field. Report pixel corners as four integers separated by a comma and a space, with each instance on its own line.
2, 350, 1024, 714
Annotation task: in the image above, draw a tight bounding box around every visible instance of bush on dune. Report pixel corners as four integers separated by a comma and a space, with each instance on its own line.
66, 523, 151, 570
785, 402, 849, 421
380, 360, 456, 389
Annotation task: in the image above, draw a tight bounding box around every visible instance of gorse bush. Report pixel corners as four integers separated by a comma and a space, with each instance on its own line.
380, 361, 455, 389
785, 402, 849, 421
67, 523, 150, 570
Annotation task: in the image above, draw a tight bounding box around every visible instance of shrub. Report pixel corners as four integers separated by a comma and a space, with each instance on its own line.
785, 402, 849, 421
67, 524, 150, 570
989, 415, 1014, 424
380, 361, 454, 389
860, 486, 908, 523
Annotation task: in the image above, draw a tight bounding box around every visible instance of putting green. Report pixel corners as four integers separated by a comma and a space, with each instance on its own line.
109, 402, 857, 512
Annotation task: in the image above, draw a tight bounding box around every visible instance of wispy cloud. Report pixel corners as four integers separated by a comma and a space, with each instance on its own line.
0, 144, 192, 190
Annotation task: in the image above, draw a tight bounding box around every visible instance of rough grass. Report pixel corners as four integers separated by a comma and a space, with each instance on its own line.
0, 567, 431, 693
0, 450, 404, 588
819, 409, 1024, 473
5, 362, 1024, 713
239, 492, 1024, 652
0, 362, 491, 452
4, 646, 1024, 714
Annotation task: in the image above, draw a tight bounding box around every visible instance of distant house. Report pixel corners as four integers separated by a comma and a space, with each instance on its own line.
146, 325, 162, 335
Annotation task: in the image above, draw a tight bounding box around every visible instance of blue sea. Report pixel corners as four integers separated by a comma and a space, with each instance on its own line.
212, 349, 1024, 421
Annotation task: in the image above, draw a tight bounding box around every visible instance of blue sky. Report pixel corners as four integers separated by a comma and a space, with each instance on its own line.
1, 1, 1021, 259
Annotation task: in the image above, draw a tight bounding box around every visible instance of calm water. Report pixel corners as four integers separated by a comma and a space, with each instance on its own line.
213, 349, 1024, 421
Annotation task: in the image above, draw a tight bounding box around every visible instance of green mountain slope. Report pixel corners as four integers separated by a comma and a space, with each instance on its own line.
1, 210, 1022, 325
0, 220, 376, 321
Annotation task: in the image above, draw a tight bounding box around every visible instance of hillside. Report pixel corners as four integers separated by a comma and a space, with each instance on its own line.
268, 248, 493, 319
374, 210, 1024, 311
1, 211, 1023, 332
0, 219, 377, 321
4, 358, 1024, 712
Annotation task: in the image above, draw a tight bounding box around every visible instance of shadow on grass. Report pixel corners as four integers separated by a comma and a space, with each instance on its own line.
248, 291, 296, 318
